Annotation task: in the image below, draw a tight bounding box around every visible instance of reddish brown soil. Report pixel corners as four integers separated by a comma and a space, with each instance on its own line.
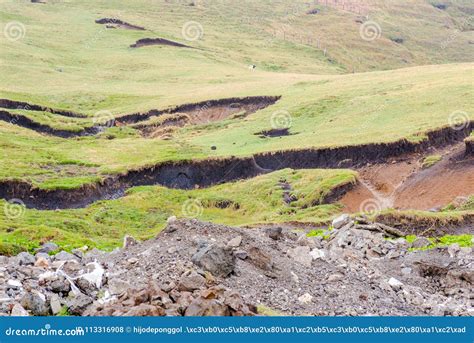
138, 97, 279, 136
340, 143, 474, 212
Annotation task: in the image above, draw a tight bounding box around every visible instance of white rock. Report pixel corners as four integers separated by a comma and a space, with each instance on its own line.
167, 216, 177, 224
227, 236, 242, 248
7, 280, 22, 289
11, 303, 29, 316
288, 246, 312, 267
388, 277, 404, 291
298, 293, 313, 304
310, 248, 326, 260
50, 294, 62, 315
448, 243, 460, 258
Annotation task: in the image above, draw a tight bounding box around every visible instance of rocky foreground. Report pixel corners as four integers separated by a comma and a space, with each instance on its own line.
1, 216, 473, 316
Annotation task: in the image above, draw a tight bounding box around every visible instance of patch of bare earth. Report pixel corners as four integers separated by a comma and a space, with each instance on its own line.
340, 142, 474, 212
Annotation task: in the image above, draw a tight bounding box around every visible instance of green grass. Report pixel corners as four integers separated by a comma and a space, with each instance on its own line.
0, 0, 472, 253
406, 234, 473, 251
0, 169, 354, 253
421, 154, 442, 168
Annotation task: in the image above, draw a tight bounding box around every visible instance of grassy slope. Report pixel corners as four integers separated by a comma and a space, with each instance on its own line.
0, 168, 356, 253
0, 1, 472, 252
0, 62, 471, 189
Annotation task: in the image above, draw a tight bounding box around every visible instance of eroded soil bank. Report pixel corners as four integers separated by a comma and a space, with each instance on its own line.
95, 18, 145, 30
130, 38, 191, 48
0, 123, 472, 210
0, 96, 280, 138
118, 96, 281, 125
340, 141, 474, 212
0, 99, 86, 118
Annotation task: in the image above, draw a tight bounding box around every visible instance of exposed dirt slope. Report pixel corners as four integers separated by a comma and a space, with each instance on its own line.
340, 142, 474, 212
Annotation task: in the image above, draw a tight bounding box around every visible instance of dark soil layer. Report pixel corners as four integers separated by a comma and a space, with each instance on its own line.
0, 110, 100, 138
95, 18, 145, 30
118, 96, 281, 124
466, 138, 473, 156
375, 212, 474, 236
0, 99, 86, 118
256, 128, 291, 138
0, 96, 279, 137
0, 122, 472, 210
130, 38, 191, 48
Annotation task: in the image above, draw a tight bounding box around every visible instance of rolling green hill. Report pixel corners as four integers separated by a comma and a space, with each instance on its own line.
0, 0, 472, 253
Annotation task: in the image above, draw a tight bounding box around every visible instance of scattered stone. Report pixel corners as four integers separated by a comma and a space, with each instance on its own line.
178, 271, 206, 291
288, 246, 312, 267
447, 243, 460, 258
11, 303, 29, 316
34, 257, 49, 268
54, 251, 77, 261
127, 258, 138, 264
298, 293, 313, 304
388, 277, 404, 291
49, 294, 62, 315
67, 294, 93, 315
21, 291, 49, 316
7, 280, 22, 290
167, 216, 177, 224
332, 214, 351, 230
227, 236, 242, 248
108, 278, 132, 295
191, 244, 235, 278
328, 272, 344, 282
123, 235, 138, 249
17, 252, 35, 266
234, 250, 248, 260
71, 248, 85, 259
36, 242, 58, 254
266, 227, 283, 240
310, 248, 325, 260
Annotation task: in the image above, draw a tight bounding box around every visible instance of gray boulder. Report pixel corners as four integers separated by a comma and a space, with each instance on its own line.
54, 251, 78, 261
17, 252, 35, 266
67, 294, 93, 315
266, 227, 283, 240
191, 244, 235, 277
35, 242, 58, 254
20, 291, 49, 316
